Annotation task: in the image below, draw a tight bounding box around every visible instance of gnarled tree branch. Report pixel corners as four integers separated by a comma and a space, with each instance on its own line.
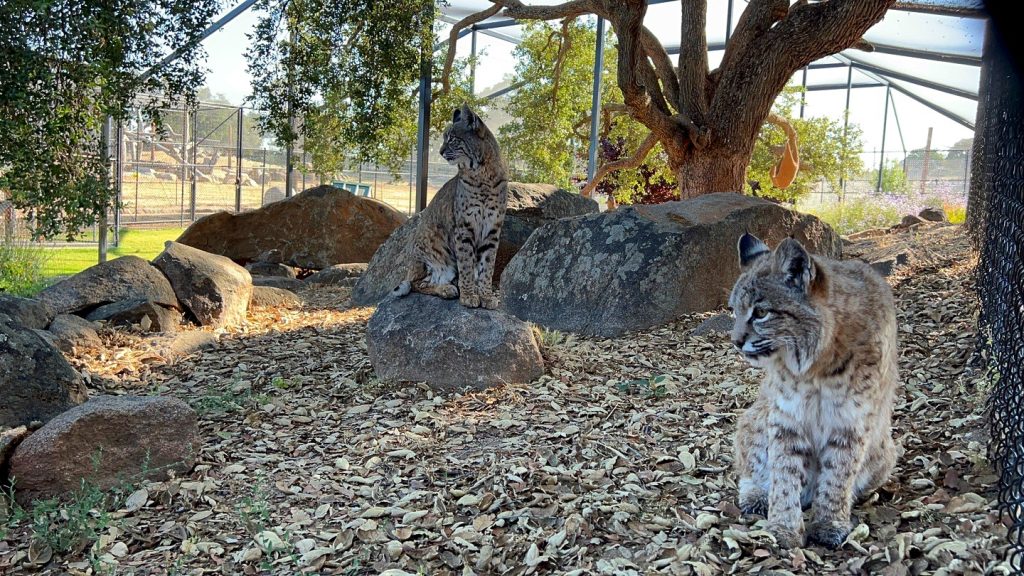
676, 0, 709, 126
493, 0, 605, 21
580, 131, 658, 197
550, 18, 575, 105
435, 3, 502, 98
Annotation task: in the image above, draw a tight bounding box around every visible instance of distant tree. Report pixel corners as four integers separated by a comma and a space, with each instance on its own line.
747, 87, 865, 203
946, 137, 974, 161
866, 159, 910, 194
0, 0, 219, 239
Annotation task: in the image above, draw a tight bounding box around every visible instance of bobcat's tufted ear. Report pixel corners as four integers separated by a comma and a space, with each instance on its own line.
737, 233, 770, 269
452, 106, 463, 123
772, 237, 816, 293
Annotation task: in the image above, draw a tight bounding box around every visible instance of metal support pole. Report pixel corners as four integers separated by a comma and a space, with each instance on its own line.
876, 87, 890, 193
840, 63, 853, 196
800, 66, 808, 118
586, 16, 606, 183
114, 119, 123, 247
190, 109, 198, 222
180, 103, 187, 227
726, 0, 734, 43
470, 29, 478, 94
235, 107, 244, 211
414, 0, 433, 213
98, 117, 110, 264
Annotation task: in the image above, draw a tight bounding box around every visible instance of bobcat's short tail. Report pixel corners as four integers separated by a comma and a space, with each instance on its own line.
392, 280, 412, 298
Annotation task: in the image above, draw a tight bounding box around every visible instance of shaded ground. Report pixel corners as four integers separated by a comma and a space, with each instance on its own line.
1, 224, 1012, 574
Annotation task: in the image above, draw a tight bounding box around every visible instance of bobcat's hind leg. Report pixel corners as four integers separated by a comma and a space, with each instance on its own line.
413, 261, 458, 299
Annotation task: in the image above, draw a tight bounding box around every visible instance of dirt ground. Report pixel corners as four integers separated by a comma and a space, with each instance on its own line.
0, 224, 1013, 575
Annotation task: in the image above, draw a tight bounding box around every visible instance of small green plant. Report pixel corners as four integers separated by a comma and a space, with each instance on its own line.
0, 239, 51, 296
271, 376, 299, 390
945, 204, 966, 224
29, 479, 118, 555
236, 476, 272, 535
189, 387, 256, 416
0, 485, 28, 541
616, 374, 672, 398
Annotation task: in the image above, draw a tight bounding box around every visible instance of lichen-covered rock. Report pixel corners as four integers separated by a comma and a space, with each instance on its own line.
253, 276, 305, 292
367, 293, 544, 391
9, 395, 199, 505
153, 242, 253, 328
0, 317, 87, 429
37, 256, 179, 315
176, 185, 407, 269
918, 207, 947, 222
246, 261, 298, 279
0, 294, 53, 329
500, 192, 841, 337
353, 183, 598, 306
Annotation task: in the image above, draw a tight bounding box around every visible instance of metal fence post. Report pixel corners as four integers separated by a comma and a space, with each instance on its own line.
190, 108, 198, 222
236, 107, 244, 211
98, 117, 110, 264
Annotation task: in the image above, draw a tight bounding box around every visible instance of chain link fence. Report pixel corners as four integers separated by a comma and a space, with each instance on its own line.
971, 22, 1024, 572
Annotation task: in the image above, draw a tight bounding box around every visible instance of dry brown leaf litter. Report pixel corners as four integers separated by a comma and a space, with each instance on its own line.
0, 225, 1013, 575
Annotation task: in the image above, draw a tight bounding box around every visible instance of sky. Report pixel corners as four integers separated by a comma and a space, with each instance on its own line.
199, 2, 978, 161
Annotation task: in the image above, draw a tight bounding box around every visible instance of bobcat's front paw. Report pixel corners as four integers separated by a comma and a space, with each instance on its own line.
460, 292, 480, 308
766, 522, 804, 549
438, 284, 459, 299
478, 290, 500, 310
806, 520, 851, 550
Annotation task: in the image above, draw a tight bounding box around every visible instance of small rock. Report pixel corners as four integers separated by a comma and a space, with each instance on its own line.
9, 395, 200, 505
367, 293, 544, 391
870, 252, 911, 277
250, 286, 303, 309
153, 331, 218, 361
37, 256, 179, 315
305, 263, 367, 286
86, 299, 182, 333
48, 314, 102, 352
153, 241, 253, 328
897, 214, 927, 229
0, 426, 31, 481
918, 207, 947, 222
0, 294, 53, 329
691, 313, 734, 337
246, 261, 297, 279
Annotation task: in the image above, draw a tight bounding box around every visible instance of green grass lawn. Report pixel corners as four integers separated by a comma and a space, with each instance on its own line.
41, 227, 184, 278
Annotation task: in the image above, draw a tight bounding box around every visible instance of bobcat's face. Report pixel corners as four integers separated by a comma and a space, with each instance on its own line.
728, 234, 823, 375
441, 104, 488, 169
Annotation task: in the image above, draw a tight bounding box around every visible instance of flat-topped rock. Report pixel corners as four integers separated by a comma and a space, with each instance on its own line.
37, 256, 178, 315
367, 293, 544, 391
153, 242, 252, 328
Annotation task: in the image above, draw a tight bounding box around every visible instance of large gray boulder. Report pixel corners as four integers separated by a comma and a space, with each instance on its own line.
9, 395, 199, 505
0, 294, 53, 329
153, 241, 253, 328
500, 193, 841, 337
0, 316, 87, 429
37, 256, 179, 315
367, 293, 544, 391
352, 183, 598, 306
176, 184, 407, 269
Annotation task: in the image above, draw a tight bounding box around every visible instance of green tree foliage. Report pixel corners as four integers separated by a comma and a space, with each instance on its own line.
747, 87, 865, 203
867, 159, 910, 194
497, 21, 675, 202
247, 0, 481, 177
0, 0, 219, 239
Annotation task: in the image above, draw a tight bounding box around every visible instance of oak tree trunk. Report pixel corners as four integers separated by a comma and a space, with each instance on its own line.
673, 148, 750, 198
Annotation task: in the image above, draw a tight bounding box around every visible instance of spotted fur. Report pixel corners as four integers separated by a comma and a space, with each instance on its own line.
393, 104, 508, 309
729, 233, 899, 550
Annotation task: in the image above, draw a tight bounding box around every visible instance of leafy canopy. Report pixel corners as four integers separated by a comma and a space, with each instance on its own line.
247, 0, 481, 178
0, 0, 219, 239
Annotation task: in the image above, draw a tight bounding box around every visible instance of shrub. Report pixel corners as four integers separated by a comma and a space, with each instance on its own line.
0, 239, 50, 296
805, 197, 902, 235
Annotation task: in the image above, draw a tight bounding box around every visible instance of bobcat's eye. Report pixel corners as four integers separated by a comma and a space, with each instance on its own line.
751, 308, 769, 320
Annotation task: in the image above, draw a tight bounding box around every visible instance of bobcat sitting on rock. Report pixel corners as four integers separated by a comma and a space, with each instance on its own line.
729, 233, 899, 550
393, 104, 508, 309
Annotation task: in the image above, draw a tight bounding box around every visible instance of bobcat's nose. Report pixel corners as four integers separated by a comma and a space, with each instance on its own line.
731, 337, 744, 349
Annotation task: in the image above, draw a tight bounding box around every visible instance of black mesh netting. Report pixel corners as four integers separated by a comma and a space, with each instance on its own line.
973, 13, 1024, 573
